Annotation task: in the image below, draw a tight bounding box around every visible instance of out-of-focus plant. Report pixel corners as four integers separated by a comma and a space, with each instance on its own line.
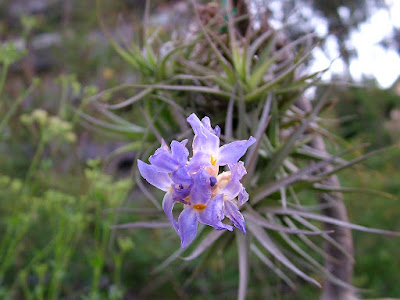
0, 39, 135, 298
0, 41, 31, 137
84, 158, 132, 299
20, 109, 77, 184
0, 163, 133, 299
334, 82, 400, 148
89, 1, 399, 299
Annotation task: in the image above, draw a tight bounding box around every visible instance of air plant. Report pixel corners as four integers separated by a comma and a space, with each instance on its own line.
137, 113, 255, 249
90, 1, 399, 299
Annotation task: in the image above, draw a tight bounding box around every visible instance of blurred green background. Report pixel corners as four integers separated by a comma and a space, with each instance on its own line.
0, 0, 399, 299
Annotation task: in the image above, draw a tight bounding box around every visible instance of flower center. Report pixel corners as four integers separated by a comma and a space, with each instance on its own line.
210, 154, 217, 166
192, 204, 207, 211
217, 171, 231, 189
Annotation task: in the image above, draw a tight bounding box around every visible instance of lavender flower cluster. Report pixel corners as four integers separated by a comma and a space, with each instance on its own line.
138, 113, 255, 248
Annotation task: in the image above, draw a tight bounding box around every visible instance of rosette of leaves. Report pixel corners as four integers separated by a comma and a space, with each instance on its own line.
88, 1, 399, 299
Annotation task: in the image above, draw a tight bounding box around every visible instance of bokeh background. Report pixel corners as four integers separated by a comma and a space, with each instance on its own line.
0, 0, 399, 299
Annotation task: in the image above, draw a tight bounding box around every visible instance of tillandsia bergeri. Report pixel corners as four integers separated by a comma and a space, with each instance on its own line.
91, 1, 400, 299
138, 113, 255, 248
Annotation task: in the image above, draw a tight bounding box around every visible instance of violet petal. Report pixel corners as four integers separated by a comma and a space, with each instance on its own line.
223, 200, 246, 234
187, 113, 219, 154
190, 169, 211, 205
171, 166, 193, 185
171, 140, 189, 167
178, 206, 198, 249
187, 151, 212, 173
238, 187, 249, 206
149, 148, 177, 173
162, 192, 178, 233
198, 194, 233, 231
221, 162, 247, 199
137, 160, 172, 191
217, 137, 256, 165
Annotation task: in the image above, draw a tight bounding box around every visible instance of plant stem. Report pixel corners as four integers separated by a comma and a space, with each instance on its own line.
0, 80, 37, 133
0, 63, 9, 97
25, 133, 46, 185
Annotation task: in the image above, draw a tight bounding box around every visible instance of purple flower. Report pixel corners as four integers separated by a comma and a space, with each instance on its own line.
187, 114, 256, 176
138, 113, 255, 248
178, 169, 233, 248
138, 139, 192, 233
216, 162, 249, 233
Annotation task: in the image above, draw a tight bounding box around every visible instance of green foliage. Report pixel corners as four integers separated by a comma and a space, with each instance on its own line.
341, 147, 400, 297
0, 166, 134, 299
335, 84, 400, 148
0, 42, 26, 66
0, 52, 137, 298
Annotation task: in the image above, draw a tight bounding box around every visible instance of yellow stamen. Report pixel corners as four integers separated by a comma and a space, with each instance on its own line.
193, 204, 207, 210
210, 154, 217, 166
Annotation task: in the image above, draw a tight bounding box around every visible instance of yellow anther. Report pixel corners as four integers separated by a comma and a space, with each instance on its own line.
210, 154, 217, 166
193, 204, 207, 210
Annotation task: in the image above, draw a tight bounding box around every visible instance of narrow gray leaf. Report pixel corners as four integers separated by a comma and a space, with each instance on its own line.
76, 110, 145, 133
250, 244, 296, 289
181, 229, 225, 261
313, 183, 397, 199
252, 159, 330, 204
152, 247, 186, 274
316, 146, 393, 179
248, 221, 321, 287
262, 87, 331, 180
282, 216, 339, 263
135, 170, 162, 209
102, 87, 153, 109
273, 216, 359, 291
252, 145, 370, 205
268, 208, 400, 236
291, 215, 355, 263
243, 210, 330, 235
236, 231, 249, 300
225, 84, 236, 141
245, 93, 272, 180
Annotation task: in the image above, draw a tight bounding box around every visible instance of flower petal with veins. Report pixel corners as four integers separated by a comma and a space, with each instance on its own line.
224, 200, 246, 234
198, 194, 233, 231
178, 206, 198, 249
137, 160, 172, 191
218, 137, 256, 166
162, 192, 178, 233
